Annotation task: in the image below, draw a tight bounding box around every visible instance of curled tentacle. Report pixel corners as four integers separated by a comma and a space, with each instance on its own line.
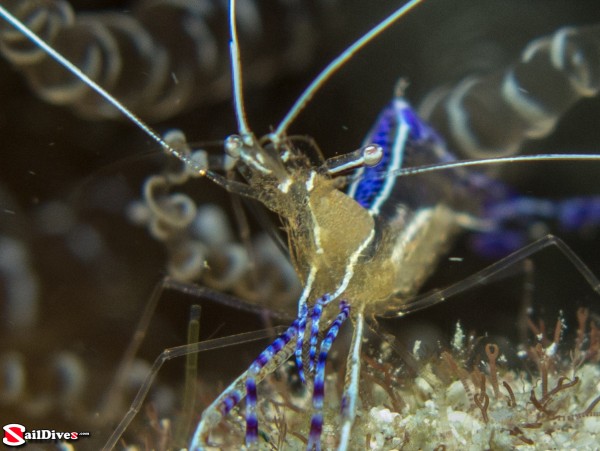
127, 130, 302, 310
420, 23, 600, 158
0, 0, 330, 121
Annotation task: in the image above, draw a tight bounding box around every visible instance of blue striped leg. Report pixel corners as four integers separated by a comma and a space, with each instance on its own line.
245, 320, 301, 446
308, 294, 332, 372
295, 269, 317, 384
189, 321, 298, 450
307, 300, 350, 451
472, 196, 600, 259
338, 312, 365, 451
295, 301, 309, 384
295, 293, 333, 383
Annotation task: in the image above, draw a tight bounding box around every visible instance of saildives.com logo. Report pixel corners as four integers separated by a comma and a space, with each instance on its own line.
3, 424, 90, 447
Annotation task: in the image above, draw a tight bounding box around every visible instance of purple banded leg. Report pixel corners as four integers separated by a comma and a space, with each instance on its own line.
308, 294, 331, 372
308, 302, 323, 372
307, 301, 350, 451
190, 324, 298, 450
245, 376, 259, 446
245, 320, 299, 446
296, 294, 332, 381
471, 196, 555, 258
295, 302, 309, 384
558, 197, 600, 231
219, 390, 241, 417
472, 196, 600, 259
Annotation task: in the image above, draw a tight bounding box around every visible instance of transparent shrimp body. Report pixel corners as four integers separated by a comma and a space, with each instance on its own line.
222, 132, 378, 315
223, 122, 461, 318
224, 88, 481, 311
344, 95, 477, 312
189, 88, 486, 449
4, 0, 600, 449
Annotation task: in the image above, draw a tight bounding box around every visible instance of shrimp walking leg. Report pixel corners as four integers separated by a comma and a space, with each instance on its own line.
389, 235, 600, 318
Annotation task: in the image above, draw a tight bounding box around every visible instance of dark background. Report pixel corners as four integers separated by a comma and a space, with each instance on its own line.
1, 0, 600, 447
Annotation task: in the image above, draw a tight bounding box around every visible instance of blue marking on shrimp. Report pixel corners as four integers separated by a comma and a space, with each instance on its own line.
308, 294, 332, 372
307, 300, 350, 451
308, 301, 323, 371
347, 97, 410, 213
295, 302, 309, 384
344, 92, 600, 267
296, 294, 333, 383
472, 196, 600, 258
219, 390, 241, 417
346, 93, 465, 218
559, 197, 600, 231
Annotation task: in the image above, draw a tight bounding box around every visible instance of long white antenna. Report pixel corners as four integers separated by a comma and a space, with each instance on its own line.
228, 0, 251, 138
382, 153, 600, 179
274, 0, 424, 138
0, 5, 205, 175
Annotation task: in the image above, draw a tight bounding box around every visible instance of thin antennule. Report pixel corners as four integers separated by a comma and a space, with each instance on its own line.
273, 0, 424, 139
382, 153, 600, 180
229, 0, 251, 139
